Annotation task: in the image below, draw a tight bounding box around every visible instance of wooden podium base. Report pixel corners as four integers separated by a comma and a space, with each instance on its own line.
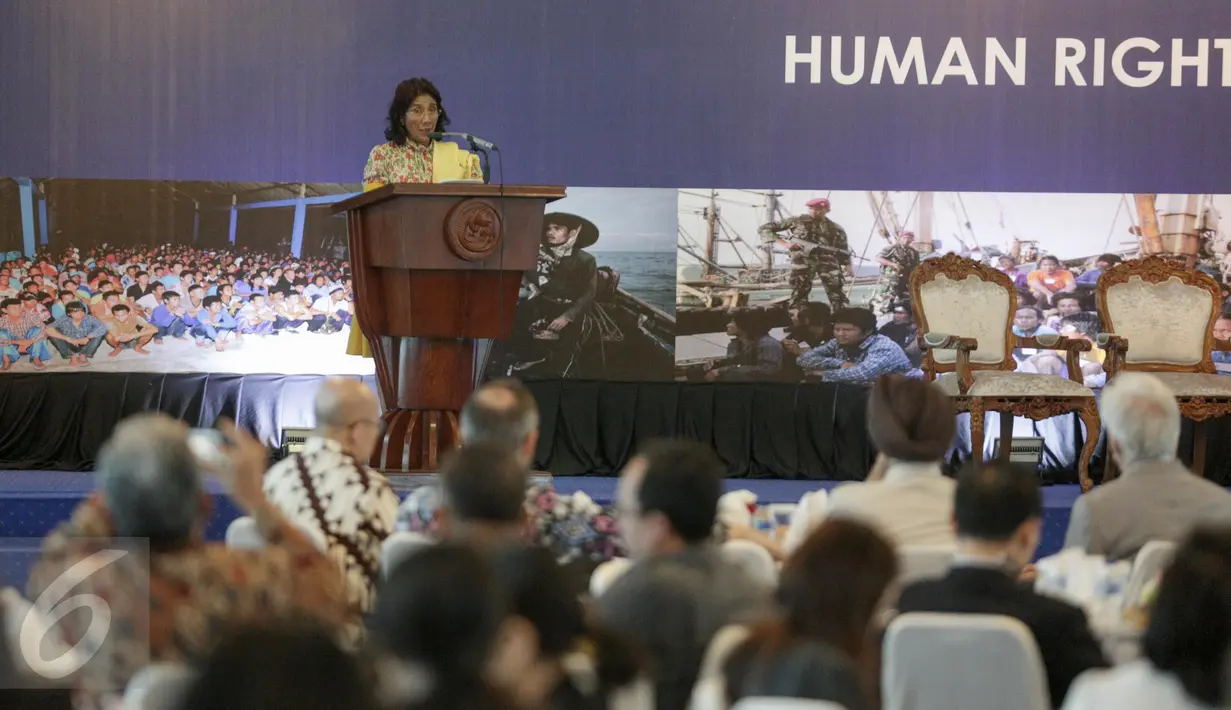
367, 335, 489, 473
371, 408, 462, 472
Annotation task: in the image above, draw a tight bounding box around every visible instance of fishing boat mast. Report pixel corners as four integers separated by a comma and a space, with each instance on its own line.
702, 190, 719, 277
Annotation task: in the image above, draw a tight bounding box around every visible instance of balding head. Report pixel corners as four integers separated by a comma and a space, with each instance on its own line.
98, 413, 204, 546
314, 378, 382, 461
459, 379, 539, 466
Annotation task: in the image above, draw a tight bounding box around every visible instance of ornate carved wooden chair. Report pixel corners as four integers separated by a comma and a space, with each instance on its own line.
1096, 256, 1231, 480
909, 253, 1101, 490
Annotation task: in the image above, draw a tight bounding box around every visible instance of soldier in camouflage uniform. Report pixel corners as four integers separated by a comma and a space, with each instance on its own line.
758, 197, 852, 309
871, 230, 922, 315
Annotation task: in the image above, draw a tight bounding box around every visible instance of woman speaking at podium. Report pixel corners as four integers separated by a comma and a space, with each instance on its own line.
347, 77, 484, 358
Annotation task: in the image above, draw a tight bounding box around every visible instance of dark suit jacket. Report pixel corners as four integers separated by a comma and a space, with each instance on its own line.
897, 566, 1108, 709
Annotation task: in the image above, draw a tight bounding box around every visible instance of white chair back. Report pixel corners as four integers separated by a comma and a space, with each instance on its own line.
733, 697, 849, 710
1123, 540, 1177, 610
883, 612, 1050, 710
896, 546, 955, 586
590, 558, 633, 598
224, 516, 263, 550
123, 663, 197, 710
720, 540, 777, 587
381, 531, 434, 578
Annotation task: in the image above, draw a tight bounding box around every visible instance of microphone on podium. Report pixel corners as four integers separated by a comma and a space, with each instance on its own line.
429, 131, 497, 152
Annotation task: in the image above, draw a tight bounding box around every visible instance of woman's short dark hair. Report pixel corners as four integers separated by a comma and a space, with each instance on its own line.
385, 77, 450, 144
1142, 527, 1231, 706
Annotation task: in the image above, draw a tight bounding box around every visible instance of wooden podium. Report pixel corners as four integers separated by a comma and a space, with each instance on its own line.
333, 183, 565, 472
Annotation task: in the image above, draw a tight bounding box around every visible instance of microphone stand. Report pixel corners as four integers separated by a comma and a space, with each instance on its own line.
464, 137, 493, 185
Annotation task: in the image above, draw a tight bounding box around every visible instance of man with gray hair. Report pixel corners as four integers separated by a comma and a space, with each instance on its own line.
264, 377, 398, 614
28, 414, 352, 700
1064, 373, 1231, 560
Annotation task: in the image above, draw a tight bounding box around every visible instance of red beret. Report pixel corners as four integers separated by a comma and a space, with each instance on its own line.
806, 198, 830, 208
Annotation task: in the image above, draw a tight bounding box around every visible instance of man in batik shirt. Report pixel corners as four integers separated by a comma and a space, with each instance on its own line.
264, 379, 398, 615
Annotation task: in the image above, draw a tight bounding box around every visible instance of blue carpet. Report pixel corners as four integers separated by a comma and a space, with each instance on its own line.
0, 472, 1081, 592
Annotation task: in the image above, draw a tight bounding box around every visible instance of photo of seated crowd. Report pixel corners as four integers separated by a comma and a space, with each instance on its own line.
0, 179, 371, 374
676, 190, 1231, 385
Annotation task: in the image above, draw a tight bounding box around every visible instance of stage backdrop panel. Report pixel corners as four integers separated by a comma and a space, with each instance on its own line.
4, 1, 1231, 194
677, 189, 1231, 384
0, 179, 676, 379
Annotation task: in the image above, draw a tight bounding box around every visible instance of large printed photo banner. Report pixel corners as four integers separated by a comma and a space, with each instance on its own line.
675, 190, 1231, 384
4, 1, 1231, 192
0, 179, 677, 379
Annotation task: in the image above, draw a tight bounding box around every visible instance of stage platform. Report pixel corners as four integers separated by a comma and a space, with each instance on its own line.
0, 471, 1081, 591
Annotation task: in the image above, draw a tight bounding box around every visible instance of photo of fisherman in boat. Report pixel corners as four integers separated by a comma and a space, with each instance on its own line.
486, 188, 677, 381
675, 190, 1231, 383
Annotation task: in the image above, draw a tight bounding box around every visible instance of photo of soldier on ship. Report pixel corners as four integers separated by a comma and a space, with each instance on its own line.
485, 189, 677, 382
675, 190, 1231, 384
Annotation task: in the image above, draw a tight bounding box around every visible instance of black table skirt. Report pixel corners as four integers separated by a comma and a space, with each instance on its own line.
0, 372, 1226, 484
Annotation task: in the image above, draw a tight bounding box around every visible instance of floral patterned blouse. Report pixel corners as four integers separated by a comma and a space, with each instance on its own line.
362, 140, 483, 187
396, 482, 731, 564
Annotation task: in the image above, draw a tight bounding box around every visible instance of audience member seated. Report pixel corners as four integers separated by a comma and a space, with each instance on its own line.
459, 377, 541, 468
1061, 526, 1231, 710
725, 519, 899, 710
1040, 293, 1084, 330
178, 622, 378, 710
43, 301, 106, 366
703, 311, 784, 382
1012, 305, 1058, 339
369, 544, 519, 710
191, 295, 240, 351
596, 439, 773, 710
104, 304, 156, 357
0, 297, 50, 370
1213, 312, 1231, 373
1027, 255, 1077, 308
1072, 253, 1121, 290
827, 374, 957, 547
1028, 312, 1105, 387
782, 302, 833, 352
876, 301, 921, 366
898, 462, 1107, 708
26, 415, 353, 701
263, 378, 398, 615
797, 307, 913, 384
148, 290, 188, 342
1064, 373, 1231, 560
490, 545, 644, 710
437, 444, 534, 548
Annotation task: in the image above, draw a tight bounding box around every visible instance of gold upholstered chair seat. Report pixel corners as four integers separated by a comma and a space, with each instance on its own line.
934, 371, 1094, 399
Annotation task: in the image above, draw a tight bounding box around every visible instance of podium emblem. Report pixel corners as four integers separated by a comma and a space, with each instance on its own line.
444, 199, 504, 261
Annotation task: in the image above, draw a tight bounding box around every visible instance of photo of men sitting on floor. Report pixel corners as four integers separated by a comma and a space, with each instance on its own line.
676, 190, 1231, 383
0, 178, 372, 375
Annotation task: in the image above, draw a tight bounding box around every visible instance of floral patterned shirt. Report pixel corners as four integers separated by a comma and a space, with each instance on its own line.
26, 495, 354, 700
396, 483, 626, 565
362, 140, 483, 187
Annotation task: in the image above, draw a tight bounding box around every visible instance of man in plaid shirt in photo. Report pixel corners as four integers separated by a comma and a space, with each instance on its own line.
797, 306, 915, 384
0, 296, 51, 371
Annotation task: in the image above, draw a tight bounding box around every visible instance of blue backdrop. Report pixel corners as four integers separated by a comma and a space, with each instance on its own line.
2, 0, 1231, 191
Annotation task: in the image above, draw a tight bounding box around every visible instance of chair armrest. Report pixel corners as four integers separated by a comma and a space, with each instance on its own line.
1215, 338, 1231, 353
1017, 334, 1092, 384
919, 332, 977, 395
1096, 333, 1129, 377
